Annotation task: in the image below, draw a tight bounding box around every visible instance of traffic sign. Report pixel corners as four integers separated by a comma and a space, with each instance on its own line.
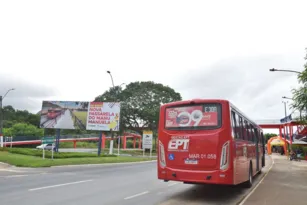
142, 130, 153, 149
42, 137, 54, 144
280, 114, 292, 123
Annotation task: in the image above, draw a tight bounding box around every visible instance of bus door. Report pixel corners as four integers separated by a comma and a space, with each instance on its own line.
254, 128, 260, 172
261, 131, 265, 167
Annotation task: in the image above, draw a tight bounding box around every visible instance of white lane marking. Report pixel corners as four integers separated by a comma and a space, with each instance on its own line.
168, 182, 179, 187
28, 179, 93, 191
124, 191, 149, 200
6, 175, 29, 178
0, 172, 49, 178
238, 156, 275, 205
0, 169, 25, 173
52, 160, 156, 168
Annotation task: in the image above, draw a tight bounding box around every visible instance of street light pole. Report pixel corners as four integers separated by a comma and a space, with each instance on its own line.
282, 100, 289, 137
270, 68, 303, 152
0, 88, 15, 147
107, 70, 115, 88
269, 68, 302, 74
282, 96, 293, 100
106, 70, 118, 155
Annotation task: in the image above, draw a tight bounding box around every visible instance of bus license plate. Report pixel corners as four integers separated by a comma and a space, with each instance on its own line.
184, 159, 198, 164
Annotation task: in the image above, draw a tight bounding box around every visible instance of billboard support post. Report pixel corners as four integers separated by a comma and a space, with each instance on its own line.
51, 143, 54, 160
98, 131, 103, 156
0, 136, 3, 148
55, 129, 60, 153
109, 129, 114, 155
117, 135, 120, 156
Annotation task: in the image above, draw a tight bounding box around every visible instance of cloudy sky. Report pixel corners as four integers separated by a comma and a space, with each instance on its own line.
1, 0, 307, 133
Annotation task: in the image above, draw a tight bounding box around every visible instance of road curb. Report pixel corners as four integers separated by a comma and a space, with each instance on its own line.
50, 160, 157, 168
0, 162, 11, 168
237, 155, 274, 205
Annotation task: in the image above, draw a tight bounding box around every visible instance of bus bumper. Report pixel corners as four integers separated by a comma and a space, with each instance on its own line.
158, 168, 233, 185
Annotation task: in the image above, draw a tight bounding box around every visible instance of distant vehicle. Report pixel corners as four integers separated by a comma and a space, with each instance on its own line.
157, 99, 265, 188
47, 108, 62, 119
36, 144, 56, 151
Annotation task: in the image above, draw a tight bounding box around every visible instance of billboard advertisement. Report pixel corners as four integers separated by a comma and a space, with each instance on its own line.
40, 101, 120, 131
86, 102, 120, 131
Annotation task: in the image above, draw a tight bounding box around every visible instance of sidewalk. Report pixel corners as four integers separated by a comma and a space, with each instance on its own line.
243, 154, 307, 205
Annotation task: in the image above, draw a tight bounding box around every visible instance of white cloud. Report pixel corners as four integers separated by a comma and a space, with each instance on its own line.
0, 0, 307, 124
0, 74, 58, 112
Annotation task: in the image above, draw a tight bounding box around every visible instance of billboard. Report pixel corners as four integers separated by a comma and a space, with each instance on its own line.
86, 102, 120, 131
39, 101, 120, 131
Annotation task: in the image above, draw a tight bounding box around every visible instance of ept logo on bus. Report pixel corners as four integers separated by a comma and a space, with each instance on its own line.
168, 136, 190, 152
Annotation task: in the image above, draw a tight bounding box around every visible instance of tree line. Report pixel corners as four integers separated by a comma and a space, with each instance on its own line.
2, 81, 182, 137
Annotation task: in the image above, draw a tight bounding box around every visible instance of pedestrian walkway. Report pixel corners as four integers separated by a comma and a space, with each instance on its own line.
243, 153, 307, 205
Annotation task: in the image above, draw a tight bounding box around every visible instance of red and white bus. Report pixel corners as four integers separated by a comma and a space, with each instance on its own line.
157, 99, 265, 187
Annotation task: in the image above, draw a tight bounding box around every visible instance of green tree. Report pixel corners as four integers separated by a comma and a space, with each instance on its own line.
264, 133, 278, 143
3, 123, 43, 137
291, 48, 307, 122
94, 81, 182, 134
2, 105, 40, 128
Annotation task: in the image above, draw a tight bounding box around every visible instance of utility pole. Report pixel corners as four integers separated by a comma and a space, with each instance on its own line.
282, 101, 288, 136
282, 100, 292, 151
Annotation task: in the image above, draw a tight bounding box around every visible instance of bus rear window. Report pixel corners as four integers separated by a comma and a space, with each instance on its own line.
164, 103, 222, 130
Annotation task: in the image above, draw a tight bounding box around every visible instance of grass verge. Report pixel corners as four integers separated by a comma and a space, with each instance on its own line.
1, 148, 111, 159
103, 148, 157, 156
0, 151, 155, 168
60, 142, 98, 148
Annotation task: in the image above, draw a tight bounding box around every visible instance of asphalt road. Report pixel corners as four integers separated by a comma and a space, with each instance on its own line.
0, 156, 272, 205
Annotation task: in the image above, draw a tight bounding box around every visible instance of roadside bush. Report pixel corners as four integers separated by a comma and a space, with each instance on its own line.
0, 148, 9, 152
126, 140, 139, 148
290, 145, 307, 159
59, 142, 98, 148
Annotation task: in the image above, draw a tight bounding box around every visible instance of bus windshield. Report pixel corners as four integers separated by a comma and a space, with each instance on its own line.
164, 103, 222, 130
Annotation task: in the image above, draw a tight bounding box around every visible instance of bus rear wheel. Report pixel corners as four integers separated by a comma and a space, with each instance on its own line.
244, 163, 253, 188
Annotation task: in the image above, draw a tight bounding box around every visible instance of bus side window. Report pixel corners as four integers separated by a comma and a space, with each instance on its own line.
251, 125, 255, 142
235, 113, 242, 139
244, 120, 250, 141
231, 111, 237, 138
249, 123, 254, 142
249, 124, 256, 143
239, 116, 244, 140
255, 128, 259, 143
